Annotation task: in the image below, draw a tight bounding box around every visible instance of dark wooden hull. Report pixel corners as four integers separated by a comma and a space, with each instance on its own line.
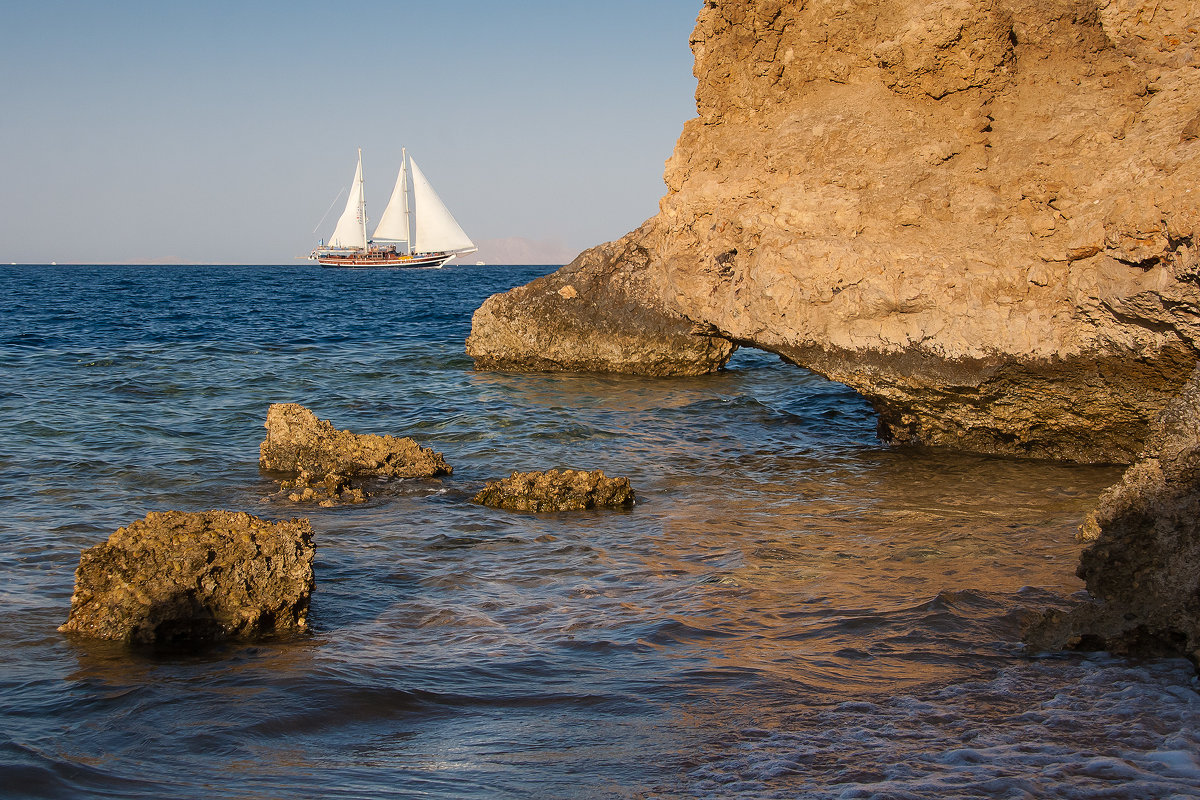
312, 250, 455, 269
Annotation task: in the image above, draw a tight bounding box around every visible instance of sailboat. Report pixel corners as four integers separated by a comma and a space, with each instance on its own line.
310, 148, 477, 268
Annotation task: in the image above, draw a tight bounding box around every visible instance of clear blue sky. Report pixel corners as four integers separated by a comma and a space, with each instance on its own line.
0, 1, 700, 264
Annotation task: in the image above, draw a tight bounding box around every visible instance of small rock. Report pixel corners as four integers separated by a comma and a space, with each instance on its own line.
260, 403, 450, 504
1181, 111, 1200, 142
473, 468, 635, 512
59, 510, 314, 647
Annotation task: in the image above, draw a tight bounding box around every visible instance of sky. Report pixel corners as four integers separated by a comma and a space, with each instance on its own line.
0, 1, 701, 264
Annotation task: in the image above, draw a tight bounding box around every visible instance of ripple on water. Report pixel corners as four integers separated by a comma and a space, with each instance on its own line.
0, 265, 1190, 799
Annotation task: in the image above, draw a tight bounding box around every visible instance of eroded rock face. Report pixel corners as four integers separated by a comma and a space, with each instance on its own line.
59, 510, 314, 647
259, 404, 450, 501
466, 234, 735, 376
1025, 366, 1200, 666
473, 469, 636, 512
467, 0, 1200, 463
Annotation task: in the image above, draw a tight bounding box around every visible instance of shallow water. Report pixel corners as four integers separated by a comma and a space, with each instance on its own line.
1, 263, 1196, 799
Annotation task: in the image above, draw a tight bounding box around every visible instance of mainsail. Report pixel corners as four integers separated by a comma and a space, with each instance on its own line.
371, 161, 410, 243
328, 150, 367, 249
410, 158, 476, 254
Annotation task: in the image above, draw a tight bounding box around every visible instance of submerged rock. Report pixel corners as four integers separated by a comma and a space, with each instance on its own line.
280, 469, 367, 507
473, 469, 635, 512
259, 403, 450, 502
1025, 367, 1200, 667
59, 510, 314, 647
466, 0, 1200, 463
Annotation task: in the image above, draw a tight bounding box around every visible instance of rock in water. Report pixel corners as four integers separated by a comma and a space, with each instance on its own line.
59, 510, 314, 647
1026, 367, 1200, 667
473, 469, 635, 512
466, 234, 735, 376
467, 0, 1200, 463
259, 403, 451, 497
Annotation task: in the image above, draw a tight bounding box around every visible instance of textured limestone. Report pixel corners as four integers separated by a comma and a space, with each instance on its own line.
59, 510, 314, 647
466, 234, 735, 375
467, 0, 1200, 463
1025, 366, 1200, 666
259, 404, 450, 501
473, 469, 636, 512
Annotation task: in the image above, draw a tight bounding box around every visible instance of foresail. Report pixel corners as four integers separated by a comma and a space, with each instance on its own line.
328, 155, 366, 249
410, 158, 475, 253
372, 164, 410, 243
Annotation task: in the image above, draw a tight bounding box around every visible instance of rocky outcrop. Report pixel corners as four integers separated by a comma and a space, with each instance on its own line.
59, 510, 314, 647
260, 404, 450, 501
473, 469, 636, 512
466, 235, 735, 375
1025, 366, 1200, 665
467, 0, 1200, 463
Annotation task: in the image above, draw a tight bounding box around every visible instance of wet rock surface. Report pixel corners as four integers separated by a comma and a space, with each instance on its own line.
59, 510, 314, 647
473, 469, 636, 512
280, 469, 367, 507
467, 0, 1200, 463
260, 403, 450, 502
1026, 367, 1200, 667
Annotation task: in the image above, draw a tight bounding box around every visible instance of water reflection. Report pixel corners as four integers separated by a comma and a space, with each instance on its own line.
0, 265, 1184, 799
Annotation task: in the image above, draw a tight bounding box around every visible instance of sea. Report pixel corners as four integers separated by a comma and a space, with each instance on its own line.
1, 263, 1197, 800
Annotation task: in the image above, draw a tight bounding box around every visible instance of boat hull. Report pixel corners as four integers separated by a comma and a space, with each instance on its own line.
312, 250, 455, 269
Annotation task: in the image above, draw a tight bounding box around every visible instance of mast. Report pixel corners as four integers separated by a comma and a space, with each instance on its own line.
358, 147, 367, 251
402, 147, 411, 255
370, 152, 412, 247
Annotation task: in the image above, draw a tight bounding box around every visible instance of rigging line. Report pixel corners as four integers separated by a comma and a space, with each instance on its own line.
312, 188, 347, 234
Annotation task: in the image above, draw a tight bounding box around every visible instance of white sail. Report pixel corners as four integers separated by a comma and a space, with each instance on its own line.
371, 162, 410, 243
328, 152, 367, 249
410, 158, 475, 253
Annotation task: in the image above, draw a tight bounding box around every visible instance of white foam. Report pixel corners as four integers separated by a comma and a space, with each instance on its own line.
684, 656, 1200, 799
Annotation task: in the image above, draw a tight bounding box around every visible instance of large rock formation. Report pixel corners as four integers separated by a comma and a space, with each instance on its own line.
1025, 366, 1200, 665
59, 510, 314, 647
260, 404, 451, 502
467, 0, 1200, 463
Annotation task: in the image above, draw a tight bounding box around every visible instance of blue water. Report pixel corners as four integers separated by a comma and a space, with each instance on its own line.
1, 263, 1197, 799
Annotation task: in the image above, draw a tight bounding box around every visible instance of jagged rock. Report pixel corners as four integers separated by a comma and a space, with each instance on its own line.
1025, 367, 1200, 667
467, 0, 1200, 463
473, 469, 635, 512
466, 234, 735, 376
259, 403, 450, 502
59, 510, 314, 647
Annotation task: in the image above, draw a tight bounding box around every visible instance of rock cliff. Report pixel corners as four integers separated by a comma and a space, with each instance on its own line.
467, 0, 1200, 463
